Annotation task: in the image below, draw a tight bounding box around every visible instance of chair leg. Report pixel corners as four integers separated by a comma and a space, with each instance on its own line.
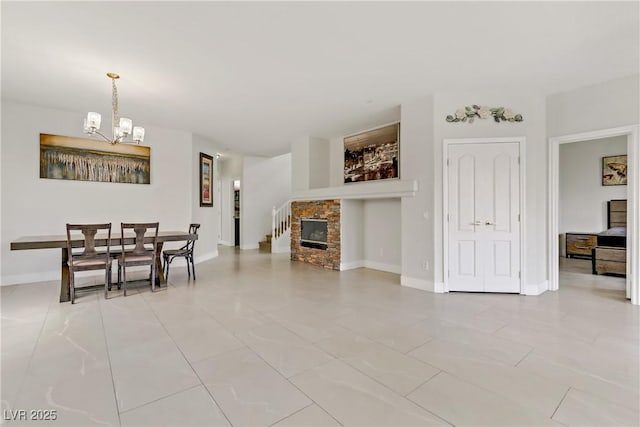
191, 256, 196, 281
165, 257, 171, 282
186, 256, 191, 279
104, 267, 109, 300
70, 272, 75, 304
151, 263, 156, 292
122, 265, 127, 297
163, 254, 168, 277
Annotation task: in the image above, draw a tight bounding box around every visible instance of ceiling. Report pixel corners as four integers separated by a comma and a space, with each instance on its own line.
2, 1, 638, 157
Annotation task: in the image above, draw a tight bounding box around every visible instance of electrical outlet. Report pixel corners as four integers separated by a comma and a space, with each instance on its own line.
422, 260, 429, 270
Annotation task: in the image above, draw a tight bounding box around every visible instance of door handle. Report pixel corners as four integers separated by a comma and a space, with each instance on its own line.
485, 221, 496, 226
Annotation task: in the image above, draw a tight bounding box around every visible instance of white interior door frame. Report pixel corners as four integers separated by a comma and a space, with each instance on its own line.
548, 125, 639, 305
443, 136, 527, 294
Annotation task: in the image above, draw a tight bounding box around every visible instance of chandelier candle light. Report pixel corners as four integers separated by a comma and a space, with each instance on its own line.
83, 73, 145, 144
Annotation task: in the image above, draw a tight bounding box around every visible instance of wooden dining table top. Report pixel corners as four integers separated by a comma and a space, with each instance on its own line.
10, 231, 198, 250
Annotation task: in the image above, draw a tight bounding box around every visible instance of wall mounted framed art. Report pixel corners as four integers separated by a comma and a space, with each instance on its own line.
344, 122, 400, 183
602, 154, 627, 186
40, 133, 150, 184
199, 152, 214, 207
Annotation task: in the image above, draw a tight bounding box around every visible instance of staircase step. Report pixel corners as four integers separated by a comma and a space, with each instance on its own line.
259, 240, 272, 253
266, 234, 272, 242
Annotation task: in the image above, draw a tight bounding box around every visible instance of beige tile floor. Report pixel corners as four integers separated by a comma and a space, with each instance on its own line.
1, 249, 638, 426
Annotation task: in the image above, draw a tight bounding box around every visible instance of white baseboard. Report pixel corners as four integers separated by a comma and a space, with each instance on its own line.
240, 243, 259, 250
363, 261, 401, 274
340, 260, 401, 273
1, 270, 59, 286
434, 282, 447, 293
401, 275, 435, 292
218, 240, 233, 246
195, 250, 218, 264
522, 280, 549, 296
340, 260, 365, 271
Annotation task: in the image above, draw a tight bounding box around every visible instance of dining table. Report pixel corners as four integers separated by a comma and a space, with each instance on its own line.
10, 231, 198, 303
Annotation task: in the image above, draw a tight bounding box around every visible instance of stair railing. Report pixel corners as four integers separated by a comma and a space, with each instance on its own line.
272, 200, 291, 242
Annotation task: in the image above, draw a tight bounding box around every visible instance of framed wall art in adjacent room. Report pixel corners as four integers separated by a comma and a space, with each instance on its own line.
602, 154, 627, 186
200, 152, 214, 207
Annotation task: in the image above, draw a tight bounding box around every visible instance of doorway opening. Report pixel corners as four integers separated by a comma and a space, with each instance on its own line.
233, 179, 240, 247
558, 137, 628, 300
549, 126, 639, 305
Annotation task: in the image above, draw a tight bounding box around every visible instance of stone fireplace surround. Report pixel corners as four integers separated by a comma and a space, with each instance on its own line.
291, 200, 340, 270
290, 180, 416, 272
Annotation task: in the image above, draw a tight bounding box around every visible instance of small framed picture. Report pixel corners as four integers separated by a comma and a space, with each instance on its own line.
199, 152, 214, 207
602, 155, 627, 186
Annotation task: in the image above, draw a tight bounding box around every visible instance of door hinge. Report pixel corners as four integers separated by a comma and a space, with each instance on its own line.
518, 214, 520, 222
447, 213, 450, 222
518, 271, 521, 279
517, 156, 520, 164
446, 158, 450, 166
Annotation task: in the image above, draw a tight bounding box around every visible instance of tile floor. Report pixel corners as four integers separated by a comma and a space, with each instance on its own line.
1, 248, 638, 426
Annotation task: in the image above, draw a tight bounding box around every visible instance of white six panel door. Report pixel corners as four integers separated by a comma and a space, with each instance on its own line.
448, 142, 520, 293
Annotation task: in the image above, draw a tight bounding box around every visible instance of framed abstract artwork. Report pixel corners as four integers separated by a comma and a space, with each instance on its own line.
200, 152, 214, 207
40, 134, 150, 184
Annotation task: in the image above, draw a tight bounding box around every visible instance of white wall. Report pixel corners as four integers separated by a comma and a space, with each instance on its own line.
309, 137, 330, 189
363, 198, 401, 273
400, 95, 436, 290
1, 102, 192, 285
291, 136, 311, 192
241, 153, 291, 249
328, 137, 343, 187
340, 200, 364, 268
291, 136, 330, 190
547, 74, 640, 137
559, 136, 627, 236
432, 92, 548, 289
191, 134, 222, 261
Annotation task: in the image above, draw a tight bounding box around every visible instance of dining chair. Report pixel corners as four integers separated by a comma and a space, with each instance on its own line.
163, 223, 200, 282
66, 223, 112, 303
117, 222, 159, 296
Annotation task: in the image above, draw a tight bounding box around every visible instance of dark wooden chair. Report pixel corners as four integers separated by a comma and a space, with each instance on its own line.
163, 223, 200, 281
66, 223, 112, 303
117, 222, 159, 296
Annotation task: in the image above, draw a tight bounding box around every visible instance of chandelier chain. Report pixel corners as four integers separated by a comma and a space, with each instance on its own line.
111, 78, 119, 129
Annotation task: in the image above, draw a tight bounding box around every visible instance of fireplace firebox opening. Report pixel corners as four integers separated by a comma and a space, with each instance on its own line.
301, 219, 328, 250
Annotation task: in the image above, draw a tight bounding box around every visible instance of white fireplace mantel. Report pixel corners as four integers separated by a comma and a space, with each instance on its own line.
291, 179, 418, 201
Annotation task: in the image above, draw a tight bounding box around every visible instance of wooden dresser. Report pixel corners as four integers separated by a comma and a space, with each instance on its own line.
566, 232, 598, 259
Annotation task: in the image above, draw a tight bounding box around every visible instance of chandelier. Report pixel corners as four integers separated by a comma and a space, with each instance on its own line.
83, 73, 145, 144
